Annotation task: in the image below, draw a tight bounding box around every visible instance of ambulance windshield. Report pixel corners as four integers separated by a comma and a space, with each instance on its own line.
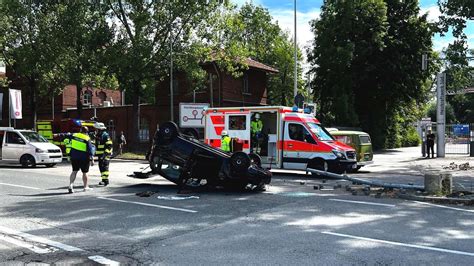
306, 123, 334, 141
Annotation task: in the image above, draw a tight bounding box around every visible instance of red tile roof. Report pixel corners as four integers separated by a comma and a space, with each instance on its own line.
245, 58, 279, 73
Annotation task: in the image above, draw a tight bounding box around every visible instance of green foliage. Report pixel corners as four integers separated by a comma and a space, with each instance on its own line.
402, 126, 421, 147
309, 0, 435, 149
426, 101, 457, 123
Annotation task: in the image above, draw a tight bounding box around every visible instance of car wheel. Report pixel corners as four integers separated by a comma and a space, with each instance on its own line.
159, 121, 179, 144
248, 153, 262, 167
20, 155, 36, 168
230, 152, 251, 174
182, 128, 199, 139
150, 156, 163, 174
307, 158, 328, 175
45, 163, 56, 168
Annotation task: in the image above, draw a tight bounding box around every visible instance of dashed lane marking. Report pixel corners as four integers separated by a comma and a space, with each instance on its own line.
329, 199, 396, 207
88, 255, 120, 266
413, 201, 474, 214
0, 182, 41, 190
322, 231, 474, 257
97, 196, 198, 213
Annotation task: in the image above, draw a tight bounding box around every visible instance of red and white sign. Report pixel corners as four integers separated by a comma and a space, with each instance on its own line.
9, 89, 22, 119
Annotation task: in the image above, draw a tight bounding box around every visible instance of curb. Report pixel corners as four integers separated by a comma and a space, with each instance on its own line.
398, 194, 474, 205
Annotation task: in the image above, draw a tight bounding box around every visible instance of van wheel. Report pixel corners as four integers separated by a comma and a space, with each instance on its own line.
20, 155, 36, 168
307, 158, 328, 174
45, 164, 56, 168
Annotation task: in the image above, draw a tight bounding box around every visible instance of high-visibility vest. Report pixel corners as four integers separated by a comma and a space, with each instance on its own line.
71, 133, 90, 153
221, 136, 231, 152
251, 120, 263, 134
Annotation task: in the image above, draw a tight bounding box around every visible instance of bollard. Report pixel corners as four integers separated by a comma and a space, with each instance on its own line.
424, 171, 452, 195
470, 130, 474, 157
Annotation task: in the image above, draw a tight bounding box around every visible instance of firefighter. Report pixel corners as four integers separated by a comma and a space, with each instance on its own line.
95, 123, 113, 186
251, 113, 263, 153
221, 130, 232, 152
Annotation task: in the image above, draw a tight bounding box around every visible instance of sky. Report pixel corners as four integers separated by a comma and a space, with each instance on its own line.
232, 0, 474, 55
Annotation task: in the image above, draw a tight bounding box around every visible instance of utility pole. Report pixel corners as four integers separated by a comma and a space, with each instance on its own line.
436, 72, 446, 157
169, 0, 174, 122
293, 0, 297, 98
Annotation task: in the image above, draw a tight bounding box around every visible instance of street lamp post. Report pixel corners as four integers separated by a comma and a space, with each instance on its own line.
293, 0, 297, 98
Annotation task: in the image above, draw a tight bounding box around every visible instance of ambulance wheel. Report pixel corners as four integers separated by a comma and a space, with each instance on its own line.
248, 153, 262, 167
20, 155, 36, 168
307, 158, 328, 174
159, 122, 179, 143
230, 152, 251, 174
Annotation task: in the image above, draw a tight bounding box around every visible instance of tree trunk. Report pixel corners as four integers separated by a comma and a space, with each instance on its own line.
29, 77, 37, 130
131, 81, 140, 151
76, 79, 83, 119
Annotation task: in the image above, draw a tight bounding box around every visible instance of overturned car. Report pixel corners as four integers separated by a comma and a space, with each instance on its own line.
147, 122, 272, 190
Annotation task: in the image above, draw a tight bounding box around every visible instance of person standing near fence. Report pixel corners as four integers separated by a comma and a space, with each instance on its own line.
117, 131, 126, 155
426, 130, 435, 158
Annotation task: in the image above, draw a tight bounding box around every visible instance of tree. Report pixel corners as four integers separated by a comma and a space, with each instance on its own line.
106, 0, 222, 147
0, 1, 58, 127
308, 0, 434, 149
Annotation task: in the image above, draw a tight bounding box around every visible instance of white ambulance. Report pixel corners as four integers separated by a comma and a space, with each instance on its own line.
204, 106, 357, 173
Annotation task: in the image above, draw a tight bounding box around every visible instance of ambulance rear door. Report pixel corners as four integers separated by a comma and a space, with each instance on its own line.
225, 112, 251, 153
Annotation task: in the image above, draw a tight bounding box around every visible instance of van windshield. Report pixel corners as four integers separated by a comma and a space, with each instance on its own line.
306, 123, 334, 141
20, 131, 48, 143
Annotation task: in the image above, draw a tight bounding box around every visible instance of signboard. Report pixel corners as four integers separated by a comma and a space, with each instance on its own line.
421, 117, 431, 125
453, 124, 469, 136
9, 89, 22, 119
179, 103, 209, 128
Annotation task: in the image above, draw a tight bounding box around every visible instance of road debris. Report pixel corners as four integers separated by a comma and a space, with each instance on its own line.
442, 162, 473, 171
157, 195, 200, 200
136, 191, 157, 197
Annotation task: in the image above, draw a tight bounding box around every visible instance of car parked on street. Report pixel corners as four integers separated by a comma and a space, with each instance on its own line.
329, 130, 373, 171
146, 122, 271, 190
0, 127, 62, 167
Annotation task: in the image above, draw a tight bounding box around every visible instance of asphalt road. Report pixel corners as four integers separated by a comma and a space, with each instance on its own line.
0, 156, 473, 265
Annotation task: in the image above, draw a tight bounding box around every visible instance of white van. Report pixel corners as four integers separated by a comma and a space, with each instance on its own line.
0, 127, 63, 167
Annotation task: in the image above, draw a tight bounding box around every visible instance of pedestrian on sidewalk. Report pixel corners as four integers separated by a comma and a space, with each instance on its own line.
68, 126, 95, 193
426, 130, 435, 158
117, 131, 126, 155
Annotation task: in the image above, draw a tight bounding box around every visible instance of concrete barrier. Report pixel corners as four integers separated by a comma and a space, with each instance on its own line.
424, 172, 452, 195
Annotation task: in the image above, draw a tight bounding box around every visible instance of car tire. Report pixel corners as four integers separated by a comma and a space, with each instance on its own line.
182, 128, 199, 139
45, 163, 56, 168
248, 153, 262, 167
230, 152, 251, 174
159, 121, 179, 144
20, 155, 36, 168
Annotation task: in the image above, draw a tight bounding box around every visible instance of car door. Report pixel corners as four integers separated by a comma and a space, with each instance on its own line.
282, 122, 317, 170
225, 113, 251, 152
2, 131, 26, 161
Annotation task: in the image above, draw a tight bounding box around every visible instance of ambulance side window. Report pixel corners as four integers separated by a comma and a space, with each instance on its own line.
288, 123, 316, 144
229, 115, 246, 130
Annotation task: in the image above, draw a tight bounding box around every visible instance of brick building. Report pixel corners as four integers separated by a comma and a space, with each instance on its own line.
1, 57, 278, 150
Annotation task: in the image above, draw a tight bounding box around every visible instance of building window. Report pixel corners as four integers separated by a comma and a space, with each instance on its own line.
139, 117, 149, 142
106, 119, 116, 141
98, 91, 107, 103
83, 90, 92, 105
242, 72, 249, 94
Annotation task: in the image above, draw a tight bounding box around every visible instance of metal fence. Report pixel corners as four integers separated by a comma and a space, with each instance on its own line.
445, 124, 471, 154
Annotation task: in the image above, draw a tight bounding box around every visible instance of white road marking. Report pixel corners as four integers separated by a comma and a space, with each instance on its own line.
97, 197, 198, 213
0, 182, 41, 190
0, 234, 53, 254
0, 226, 119, 264
413, 201, 474, 214
322, 231, 474, 257
329, 199, 396, 207
88, 255, 120, 266
0, 226, 83, 252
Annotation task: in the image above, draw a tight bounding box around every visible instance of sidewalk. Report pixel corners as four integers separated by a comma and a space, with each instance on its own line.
354, 146, 474, 193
